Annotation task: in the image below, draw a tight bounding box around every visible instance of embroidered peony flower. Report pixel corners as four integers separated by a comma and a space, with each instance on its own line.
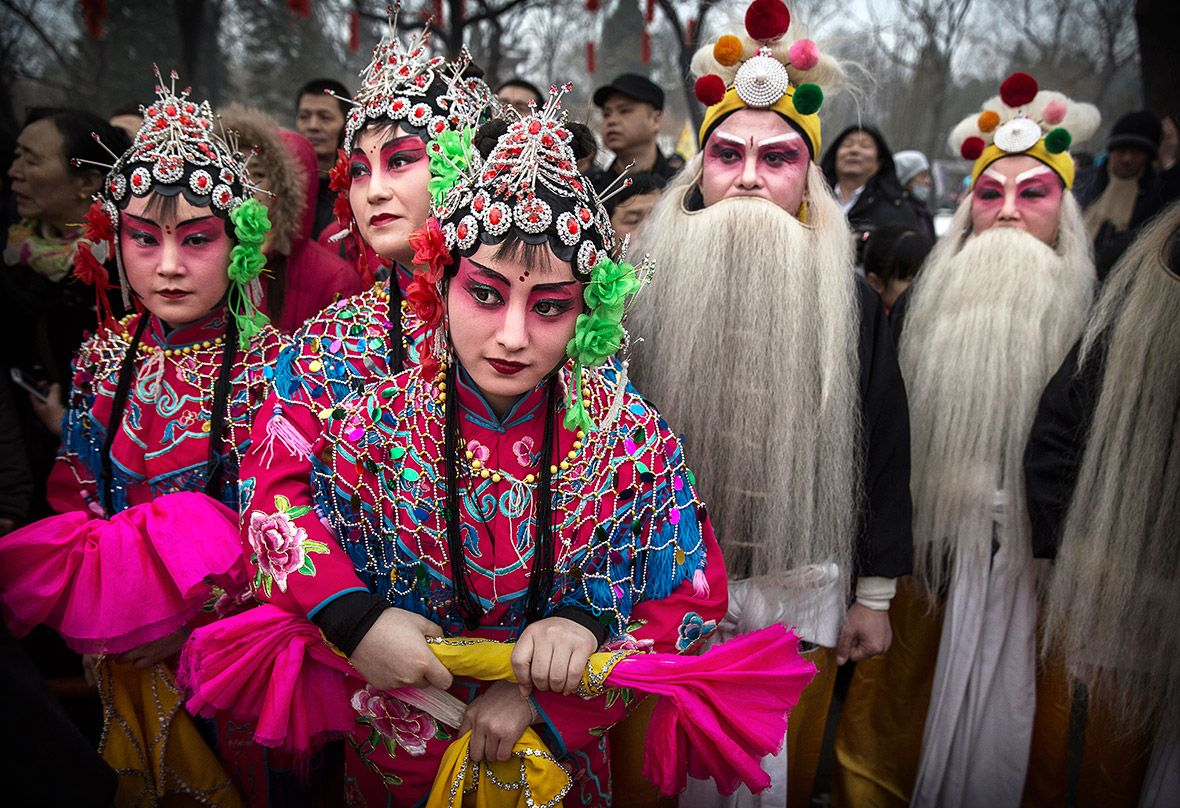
408, 217, 451, 282
405, 275, 444, 328
567, 312, 624, 368
676, 611, 717, 652
351, 685, 437, 757
248, 508, 307, 593
512, 436, 535, 468
584, 258, 641, 312
466, 439, 490, 463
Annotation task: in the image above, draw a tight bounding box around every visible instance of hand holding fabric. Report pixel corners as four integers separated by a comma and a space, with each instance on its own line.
836, 602, 893, 665
511, 615, 598, 696
458, 680, 538, 763
351, 608, 453, 690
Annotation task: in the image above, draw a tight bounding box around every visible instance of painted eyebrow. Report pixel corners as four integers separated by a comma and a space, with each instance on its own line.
470, 260, 576, 292
980, 167, 1009, 185
756, 133, 803, 148
1015, 165, 1054, 184
124, 212, 218, 229
713, 132, 747, 146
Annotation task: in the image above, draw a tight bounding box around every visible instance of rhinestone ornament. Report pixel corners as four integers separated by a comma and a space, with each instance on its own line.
734, 48, 791, 108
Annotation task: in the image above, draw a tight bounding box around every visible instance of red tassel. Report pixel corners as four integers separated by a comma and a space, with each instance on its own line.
645, 0, 655, 24
348, 9, 360, 51
585, 0, 600, 11
641, 30, 652, 65
286, 0, 311, 19
586, 41, 597, 74
686, 17, 698, 46
80, 0, 108, 39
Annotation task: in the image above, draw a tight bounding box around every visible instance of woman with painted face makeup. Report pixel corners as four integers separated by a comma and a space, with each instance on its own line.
0, 71, 285, 806
237, 15, 493, 624
187, 88, 734, 806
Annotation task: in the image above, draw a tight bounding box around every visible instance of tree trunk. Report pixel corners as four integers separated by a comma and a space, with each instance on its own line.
1135, 0, 1180, 115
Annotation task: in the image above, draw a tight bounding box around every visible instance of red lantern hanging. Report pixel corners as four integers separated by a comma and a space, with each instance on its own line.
641, 30, 652, 64
586, 41, 597, 74
80, 0, 108, 39
686, 17, 698, 46
287, 0, 311, 19
348, 9, 360, 52
645, 0, 655, 24
586, 0, 600, 11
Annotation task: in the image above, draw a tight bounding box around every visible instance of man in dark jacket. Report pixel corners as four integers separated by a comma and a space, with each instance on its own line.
821, 125, 932, 263
1075, 110, 1180, 279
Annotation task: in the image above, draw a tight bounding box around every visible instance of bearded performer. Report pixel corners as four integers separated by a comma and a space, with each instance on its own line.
1021, 201, 1180, 807
833, 74, 1099, 808
629, 2, 913, 805
0, 69, 285, 805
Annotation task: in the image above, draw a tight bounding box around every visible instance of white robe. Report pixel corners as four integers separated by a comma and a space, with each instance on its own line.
912, 490, 1039, 807
679, 565, 844, 808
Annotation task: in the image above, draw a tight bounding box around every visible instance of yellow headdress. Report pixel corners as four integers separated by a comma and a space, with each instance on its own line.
692, 0, 839, 157
949, 72, 1100, 190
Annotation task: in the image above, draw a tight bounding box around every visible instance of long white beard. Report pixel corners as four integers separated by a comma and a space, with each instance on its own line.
629, 160, 861, 596
1045, 205, 1180, 735
900, 201, 1094, 595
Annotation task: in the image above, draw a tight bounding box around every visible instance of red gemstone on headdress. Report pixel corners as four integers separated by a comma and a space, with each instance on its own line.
457, 222, 468, 239
567, 220, 578, 235
155, 118, 167, 129
541, 135, 554, 147
415, 108, 426, 118
165, 104, 177, 116
528, 120, 541, 135
579, 208, 592, 223
392, 100, 404, 111
197, 176, 208, 188
473, 196, 485, 212
185, 103, 195, 114
489, 209, 502, 225
571, 180, 583, 192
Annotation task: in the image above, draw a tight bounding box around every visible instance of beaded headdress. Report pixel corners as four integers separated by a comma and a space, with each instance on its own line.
949, 72, 1100, 190
692, 0, 832, 156
326, 4, 492, 279
406, 84, 650, 432
73, 66, 271, 347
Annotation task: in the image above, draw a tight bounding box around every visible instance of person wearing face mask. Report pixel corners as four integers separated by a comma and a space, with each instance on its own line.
1022, 201, 1180, 808
821, 125, 932, 264
835, 73, 1099, 808
0, 69, 286, 806
184, 87, 736, 807
2, 108, 130, 519
628, 2, 913, 804
893, 149, 936, 231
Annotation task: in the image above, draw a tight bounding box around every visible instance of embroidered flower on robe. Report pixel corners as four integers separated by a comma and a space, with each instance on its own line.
676, 611, 718, 652
247, 495, 330, 596
351, 685, 445, 757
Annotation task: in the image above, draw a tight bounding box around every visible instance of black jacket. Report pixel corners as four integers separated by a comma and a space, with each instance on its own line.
1075, 162, 1180, 279
821, 126, 933, 263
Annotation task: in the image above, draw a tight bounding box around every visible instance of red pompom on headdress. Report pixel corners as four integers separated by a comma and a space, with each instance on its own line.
695, 75, 728, 107
1000, 72, 1038, 108
745, 0, 791, 42
960, 136, 986, 160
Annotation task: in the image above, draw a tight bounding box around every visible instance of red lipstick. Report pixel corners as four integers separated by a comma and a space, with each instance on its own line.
487, 358, 527, 375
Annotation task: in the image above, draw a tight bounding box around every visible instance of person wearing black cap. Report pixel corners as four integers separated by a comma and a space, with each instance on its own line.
590, 73, 683, 192
1077, 109, 1180, 278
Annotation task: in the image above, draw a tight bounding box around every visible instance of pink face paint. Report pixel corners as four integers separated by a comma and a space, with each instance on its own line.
119, 194, 233, 328
446, 244, 581, 418
699, 109, 810, 214
348, 127, 432, 264
970, 155, 1064, 246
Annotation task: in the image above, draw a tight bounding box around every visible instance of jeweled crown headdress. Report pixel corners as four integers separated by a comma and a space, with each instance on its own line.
436, 83, 616, 280
73, 66, 271, 347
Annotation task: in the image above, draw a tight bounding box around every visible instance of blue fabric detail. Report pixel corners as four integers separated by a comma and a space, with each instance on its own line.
307, 587, 372, 619
272, 344, 303, 400
455, 366, 544, 433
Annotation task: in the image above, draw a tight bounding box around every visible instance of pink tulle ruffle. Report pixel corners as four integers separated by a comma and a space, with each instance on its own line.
0, 491, 250, 654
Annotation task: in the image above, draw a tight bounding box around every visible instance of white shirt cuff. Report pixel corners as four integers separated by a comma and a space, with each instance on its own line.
854, 576, 897, 611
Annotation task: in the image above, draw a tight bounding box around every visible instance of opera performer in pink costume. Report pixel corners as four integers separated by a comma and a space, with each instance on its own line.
240, 10, 493, 589
0, 69, 284, 806
209, 87, 770, 805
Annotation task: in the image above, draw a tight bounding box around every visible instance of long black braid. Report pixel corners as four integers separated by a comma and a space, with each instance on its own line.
388, 271, 404, 374
101, 311, 241, 515
443, 364, 560, 629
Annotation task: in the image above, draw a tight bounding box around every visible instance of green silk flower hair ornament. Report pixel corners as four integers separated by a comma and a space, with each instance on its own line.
564, 256, 646, 432
428, 127, 475, 208
226, 197, 272, 348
